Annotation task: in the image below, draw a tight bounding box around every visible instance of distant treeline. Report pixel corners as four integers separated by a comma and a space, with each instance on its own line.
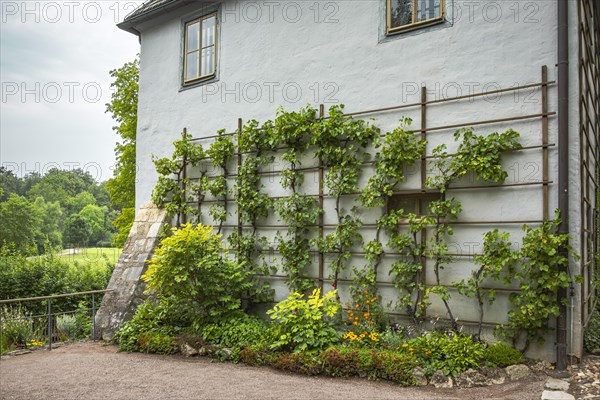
0, 167, 124, 254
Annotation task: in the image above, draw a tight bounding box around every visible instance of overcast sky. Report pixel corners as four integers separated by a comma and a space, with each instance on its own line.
1, 0, 143, 182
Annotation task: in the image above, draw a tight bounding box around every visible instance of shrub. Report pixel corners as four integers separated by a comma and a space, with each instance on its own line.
199, 313, 269, 362
370, 349, 416, 384
0, 307, 33, 353
267, 289, 340, 353
268, 352, 321, 375
0, 245, 113, 316
136, 331, 177, 354
238, 342, 271, 366
143, 224, 253, 328
406, 331, 484, 376
114, 298, 185, 354
584, 303, 600, 354
378, 325, 408, 350
56, 314, 87, 341
483, 342, 524, 367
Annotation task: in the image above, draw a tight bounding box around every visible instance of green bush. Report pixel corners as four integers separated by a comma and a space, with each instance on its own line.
114, 298, 185, 354
483, 342, 524, 367
143, 224, 253, 329
199, 313, 269, 362
239, 345, 416, 385
267, 289, 340, 353
136, 331, 177, 354
407, 331, 484, 376
378, 325, 409, 350
55, 312, 91, 341
0, 307, 33, 353
584, 304, 600, 354
0, 245, 113, 316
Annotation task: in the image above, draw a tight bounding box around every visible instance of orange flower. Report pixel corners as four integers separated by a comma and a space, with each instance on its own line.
363, 313, 370, 319
353, 321, 358, 325
364, 290, 369, 295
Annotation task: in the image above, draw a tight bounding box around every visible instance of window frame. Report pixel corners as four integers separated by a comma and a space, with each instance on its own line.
386, 0, 445, 35
388, 192, 441, 217
183, 12, 218, 85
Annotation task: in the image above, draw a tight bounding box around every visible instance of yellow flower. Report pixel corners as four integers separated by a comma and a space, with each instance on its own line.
402, 343, 408, 348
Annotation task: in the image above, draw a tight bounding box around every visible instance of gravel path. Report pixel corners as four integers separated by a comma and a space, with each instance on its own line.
0, 342, 547, 400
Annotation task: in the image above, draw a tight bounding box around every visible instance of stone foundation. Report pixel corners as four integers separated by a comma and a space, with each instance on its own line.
95, 204, 167, 340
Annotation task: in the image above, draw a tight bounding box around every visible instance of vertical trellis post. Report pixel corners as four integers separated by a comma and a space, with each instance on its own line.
237, 119, 243, 239
419, 86, 428, 317
181, 128, 188, 225
541, 65, 549, 219
318, 104, 325, 291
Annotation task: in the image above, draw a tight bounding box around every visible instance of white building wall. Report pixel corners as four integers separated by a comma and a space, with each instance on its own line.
129, 0, 583, 360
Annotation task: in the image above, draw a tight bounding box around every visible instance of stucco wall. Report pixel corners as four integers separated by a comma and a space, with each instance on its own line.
129, 0, 583, 360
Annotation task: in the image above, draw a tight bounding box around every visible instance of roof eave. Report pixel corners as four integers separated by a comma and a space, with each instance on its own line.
117, 0, 200, 35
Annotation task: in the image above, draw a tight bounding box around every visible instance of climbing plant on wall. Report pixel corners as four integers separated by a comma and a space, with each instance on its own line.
311, 105, 379, 297
359, 118, 427, 323
271, 106, 322, 293
205, 130, 235, 234
151, 104, 577, 349
421, 128, 522, 329
151, 131, 205, 226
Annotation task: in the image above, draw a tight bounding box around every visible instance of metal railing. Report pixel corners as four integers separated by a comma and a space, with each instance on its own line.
0, 289, 113, 351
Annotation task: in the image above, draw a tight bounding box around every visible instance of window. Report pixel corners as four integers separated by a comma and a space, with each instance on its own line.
387, 0, 444, 34
184, 13, 217, 84
388, 193, 439, 216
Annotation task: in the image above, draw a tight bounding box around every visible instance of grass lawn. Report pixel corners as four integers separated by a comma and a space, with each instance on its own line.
57, 247, 122, 269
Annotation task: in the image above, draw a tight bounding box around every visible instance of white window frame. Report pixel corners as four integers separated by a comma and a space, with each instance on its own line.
183, 12, 218, 84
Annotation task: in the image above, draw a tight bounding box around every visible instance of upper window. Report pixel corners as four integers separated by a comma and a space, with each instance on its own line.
184, 13, 217, 84
387, 0, 444, 34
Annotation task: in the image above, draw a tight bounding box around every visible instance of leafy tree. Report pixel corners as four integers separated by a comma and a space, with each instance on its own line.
106, 57, 139, 247
112, 207, 135, 246
79, 204, 108, 246
63, 191, 96, 216
27, 168, 97, 206
32, 197, 63, 251
63, 214, 91, 248
0, 194, 41, 254
0, 167, 20, 201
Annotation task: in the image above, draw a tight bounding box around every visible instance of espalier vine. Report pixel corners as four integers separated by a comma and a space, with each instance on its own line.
152, 104, 576, 347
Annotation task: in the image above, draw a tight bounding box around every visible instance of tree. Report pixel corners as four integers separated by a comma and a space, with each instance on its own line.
32, 197, 63, 251
63, 214, 91, 248
0, 167, 20, 201
106, 57, 139, 247
0, 194, 41, 254
64, 191, 96, 216
79, 204, 108, 246
27, 168, 97, 206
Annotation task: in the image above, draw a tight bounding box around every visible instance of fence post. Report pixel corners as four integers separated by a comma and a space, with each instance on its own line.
91, 293, 96, 340
47, 299, 52, 351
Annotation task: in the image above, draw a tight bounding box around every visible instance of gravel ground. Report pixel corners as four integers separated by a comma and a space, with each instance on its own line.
567, 355, 600, 400
0, 342, 547, 400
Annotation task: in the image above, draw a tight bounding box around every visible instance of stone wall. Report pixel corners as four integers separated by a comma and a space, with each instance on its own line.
95, 204, 167, 340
